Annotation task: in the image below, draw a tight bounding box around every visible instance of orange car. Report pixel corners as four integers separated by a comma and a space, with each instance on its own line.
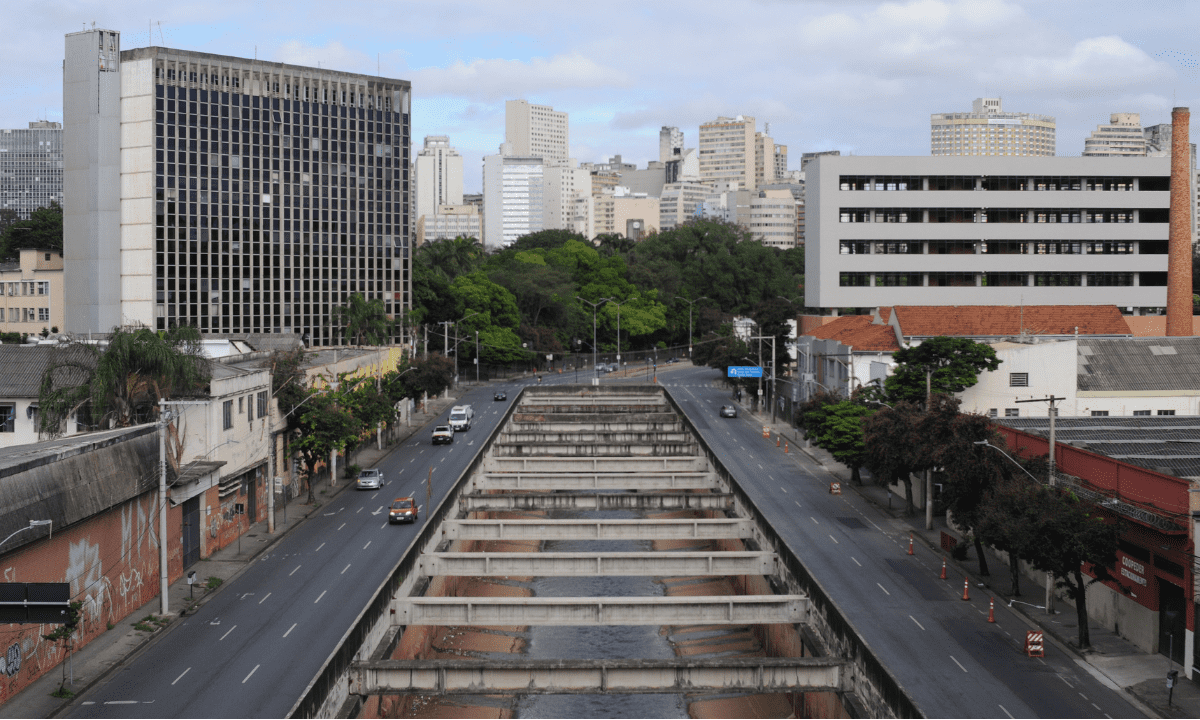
388, 496, 418, 524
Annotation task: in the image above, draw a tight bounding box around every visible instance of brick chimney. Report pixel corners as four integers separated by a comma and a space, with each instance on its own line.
1166, 107, 1192, 336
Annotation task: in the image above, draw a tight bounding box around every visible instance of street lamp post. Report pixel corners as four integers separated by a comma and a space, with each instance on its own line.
0, 520, 52, 551
675, 296, 708, 362
576, 296, 611, 380
610, 299, 628, 372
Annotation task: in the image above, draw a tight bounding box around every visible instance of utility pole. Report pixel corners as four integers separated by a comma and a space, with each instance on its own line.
475, 330, 480, 383
675, 296, 708, 362
158, 398, 210, 616
576, 296, 611, 381
750, 335, 776, 420
926, 368, 934, 531
1015, 394, 1064, 615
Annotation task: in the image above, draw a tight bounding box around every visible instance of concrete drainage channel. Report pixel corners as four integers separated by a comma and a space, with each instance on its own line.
293, 385, 916, 719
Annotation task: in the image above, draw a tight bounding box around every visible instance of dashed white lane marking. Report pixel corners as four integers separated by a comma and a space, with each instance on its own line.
780, 487, 787, 493
1078, 692, 1088, 700
219, 625, 236, 641
258, 592, 271, 605
283, 623, 297, 638
909, 615, 925, 630
242, 664, 260, 683
1091, 703, 1102, 712
381, 522, 387, 529
356, 507, 362, 514
1060, 676, 1073, 688
363, 540, 372, 550
794, 501, 801, 508
315, 590, 327, 604
829, 535, 839, 545
341, 563, 351, 574
289, 565, 301, 576
876, 583, 890, 596
950, 655, 968, 673
338, 522, 346, 531
852, 557, 862, 567
315, 542, 325, 552
810, 517, 819, 525
172, 667, 190, 685
999, 704, 1014, 719
105, 700, 139, 705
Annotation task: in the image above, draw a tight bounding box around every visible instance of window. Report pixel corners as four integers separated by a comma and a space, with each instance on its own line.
0, 404, 13, 432
1157, 409, 1176, 416
238, 397, 244, 414
38, 308, 48, 322
1091, 410, 1109, 417
223, 400, 234, 429
1009, 373, 1029, 387
1004, 408, 1019, 417
257, 391, 267, 419
1133, 410, 1151, 416
988, 408, 998, 418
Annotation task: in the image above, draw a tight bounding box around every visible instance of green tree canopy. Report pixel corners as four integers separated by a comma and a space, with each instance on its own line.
37, 325, 210, 436
886, 337, 1001, 405
805, 400, 876, 485
0, 202, 63, 258
333, 293, 390, 346
862, 401, 929, 515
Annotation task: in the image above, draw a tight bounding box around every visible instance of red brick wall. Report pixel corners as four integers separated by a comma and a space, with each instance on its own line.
1167, 107, 1192, 336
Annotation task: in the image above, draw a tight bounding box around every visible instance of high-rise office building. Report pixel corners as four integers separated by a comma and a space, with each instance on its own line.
543, 164, 590, 231
0, 121, 64, 219
415, 135, 462, 221
659, 126, 684, 163
482, 153, 544, 247
1083, 113, 1147, 157
699, 115, 757, 190
63, 30, 412, 345
505, 100, 568, 164
930, 98, 1055, 156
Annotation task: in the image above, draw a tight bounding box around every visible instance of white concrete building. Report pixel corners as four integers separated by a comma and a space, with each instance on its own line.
62, 30, 412, 346
483, 153, 544, 247
746, 189, 797, 248
416, 205, 480, 245
543, 163, 591, 231
505, 100, 568, 164
415, 135, 463, 222
930, 98, 1056, 157
1083, 113, 1148, 157
805, 155, 1171, 311
699, 116, 756, 190
659, 181, 710, 230
660, 126, 684, 163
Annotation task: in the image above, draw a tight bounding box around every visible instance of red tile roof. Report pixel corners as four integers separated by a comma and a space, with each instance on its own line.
805, 316, 900, 352
892, 305, 1131, 337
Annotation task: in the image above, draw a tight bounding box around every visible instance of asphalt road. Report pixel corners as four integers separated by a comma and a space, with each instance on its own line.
654, 365, 1142, 719
67, 382, 524, 719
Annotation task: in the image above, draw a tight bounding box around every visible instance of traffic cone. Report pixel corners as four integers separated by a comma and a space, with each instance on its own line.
962, 576, 970, 601
784, 441, 788, 454
907, 533, 914, 555
939, 557, 947, 580
988, 597, 996, 623
777, 435, 781, 447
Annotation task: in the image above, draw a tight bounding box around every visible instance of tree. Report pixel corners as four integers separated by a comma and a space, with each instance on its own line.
41, 600, 83, 697
806, 400, 875, 485
265, 348, 308, 434
0, 202, 63, 258
37, 325, 210, 437
862, 401, 928, 515
975, 478, 1046, 597
980, 481, 1121, 649
333, 293, 390, 346
885, 336, 1001, 405
291, 390, 360, 503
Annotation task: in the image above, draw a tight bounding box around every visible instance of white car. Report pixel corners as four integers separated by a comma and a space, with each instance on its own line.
356, 468, 383, 490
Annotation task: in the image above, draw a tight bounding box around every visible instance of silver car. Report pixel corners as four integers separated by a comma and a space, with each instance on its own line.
356, 468, 383, 490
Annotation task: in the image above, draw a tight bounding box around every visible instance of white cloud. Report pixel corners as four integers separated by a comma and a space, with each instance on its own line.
410, 53, 630, 101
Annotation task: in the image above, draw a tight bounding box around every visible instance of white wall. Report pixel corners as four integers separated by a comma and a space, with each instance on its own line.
957, 339, 1077, 419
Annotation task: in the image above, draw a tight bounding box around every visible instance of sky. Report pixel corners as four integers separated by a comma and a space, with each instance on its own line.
10, 0, 1200, 193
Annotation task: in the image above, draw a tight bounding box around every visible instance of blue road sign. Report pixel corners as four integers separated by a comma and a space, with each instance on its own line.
728, 366, 763, 378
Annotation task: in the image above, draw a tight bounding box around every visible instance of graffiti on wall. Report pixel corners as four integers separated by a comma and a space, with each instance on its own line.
0, 643, 20, 677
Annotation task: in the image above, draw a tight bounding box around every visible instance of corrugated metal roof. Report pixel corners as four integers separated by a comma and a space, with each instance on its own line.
1077, 337, 1200, 392
0, 344, 96, 398
999, 416, 1200, 478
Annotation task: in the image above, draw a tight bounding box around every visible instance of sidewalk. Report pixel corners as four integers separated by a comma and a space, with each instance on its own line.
1, 394, 460, 720
747, 406, 1199, 720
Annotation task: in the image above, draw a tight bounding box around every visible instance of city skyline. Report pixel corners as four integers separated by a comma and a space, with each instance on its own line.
6, 1, 1199, 195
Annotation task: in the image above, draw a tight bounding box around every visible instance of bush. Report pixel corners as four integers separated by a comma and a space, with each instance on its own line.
344, 463, 361, 479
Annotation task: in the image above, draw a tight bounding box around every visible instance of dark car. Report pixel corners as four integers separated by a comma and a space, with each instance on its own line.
719, 405, 738, 418
494, 390, 507, 401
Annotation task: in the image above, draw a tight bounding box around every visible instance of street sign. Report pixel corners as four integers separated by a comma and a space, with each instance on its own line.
1024, 631, 1044, 657
0, 583, 70, 624
728, 366, 763, 378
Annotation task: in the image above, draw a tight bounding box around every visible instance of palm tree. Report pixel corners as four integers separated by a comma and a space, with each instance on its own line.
37, 325, 210, 436
332, 293, 391, 346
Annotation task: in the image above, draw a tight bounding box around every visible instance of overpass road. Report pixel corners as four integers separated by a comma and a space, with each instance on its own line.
66, 382, 528, 719
650, 365, 1143, 719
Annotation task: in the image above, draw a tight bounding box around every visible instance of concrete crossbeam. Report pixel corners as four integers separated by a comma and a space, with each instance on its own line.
393, 595, 808, 626
349, 658, 845, 695
491, 444, 698, 458
476, 472, 716, 491
498, 431, 693, 443
440, 519, 754, 541
420, 551, 776, 577
483, 457, 709, 473
459, 492, 732, 511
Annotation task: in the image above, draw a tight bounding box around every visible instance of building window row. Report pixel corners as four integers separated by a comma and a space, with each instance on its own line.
840, 240, 1161, 255
839, 208, 1162, 224
840, 272, 1159, 288
840, 176, 1154, 192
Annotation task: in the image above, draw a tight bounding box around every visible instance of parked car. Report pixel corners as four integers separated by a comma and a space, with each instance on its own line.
388, 496, 417, 524
432, 425, 454, 445
719, 405, 738, 418
355, 468, 383, 490
494, 390, 507, 401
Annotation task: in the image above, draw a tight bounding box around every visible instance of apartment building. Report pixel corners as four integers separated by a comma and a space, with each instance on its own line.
0, 122, 63, 219
746, 189, 798, 248
806, 155, 1170, 310
416, 204, 480, 245
482, 153, 544, 246
699, 115, 757, 190
930, 98, 1056, 156
414, 135, 463, 221
543, 164, 590, 231
659, 181, 710, 230
0, 248, 62, 334
505, 100, 569, 164
1083, 113, 1148, 157
62, 30, 412, 346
